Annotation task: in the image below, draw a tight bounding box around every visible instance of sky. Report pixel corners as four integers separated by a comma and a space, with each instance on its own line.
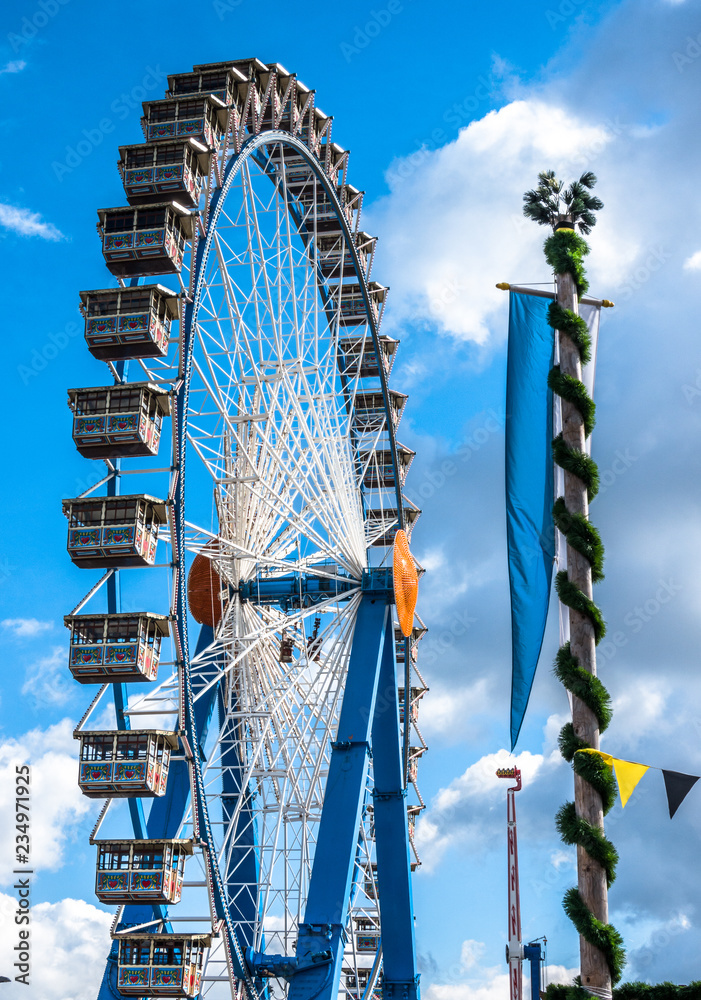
2, 0, 701, 997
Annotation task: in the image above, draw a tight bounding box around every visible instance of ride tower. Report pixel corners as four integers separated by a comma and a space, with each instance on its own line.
497, 767, 543, 1000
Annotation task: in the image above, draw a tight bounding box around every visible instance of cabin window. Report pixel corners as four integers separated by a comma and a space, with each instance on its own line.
126, 147, 154, 168
173, 75, 198, 94
118, 734, 149, 760
154, 143, 183, 165
104, 212, 135, 233
148, 103, 174, 122
121, 941, 151, 965
136, 208, 167, 229
133, 848, 164, 870
119, 290, 151, 312
82, 736, 114, 761
179, 99, 205, 117
87, 295, 120, 316
152, 942, 183, 965
99, 847, 131, 870
104, 618, 139, 643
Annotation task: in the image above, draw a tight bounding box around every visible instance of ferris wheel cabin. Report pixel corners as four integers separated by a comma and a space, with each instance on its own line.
141, 95, 227, 149
119, 139, 211, 208
62, 495, 167, 568
166, 62, 244, 105
68, 382, 170, 459
339, 334, 398, 378
353, 389, 407, 433
79, 284, 179, 361
94, 838, 193, 904
114, 933, 210, 997
77, 730, 178, 798
64, 612, 170, 684
359, 443, 415, 489
97, 203, 194, 278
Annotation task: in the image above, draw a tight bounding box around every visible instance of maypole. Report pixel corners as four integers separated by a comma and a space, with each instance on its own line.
522, 172, 625, 996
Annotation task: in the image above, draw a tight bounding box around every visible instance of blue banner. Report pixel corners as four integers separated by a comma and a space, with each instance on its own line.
506, 292, 555, 749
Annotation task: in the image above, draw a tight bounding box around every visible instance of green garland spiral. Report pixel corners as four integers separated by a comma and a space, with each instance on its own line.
546, 228, 626, 986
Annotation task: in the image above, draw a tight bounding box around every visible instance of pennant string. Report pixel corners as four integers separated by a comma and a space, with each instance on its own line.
575, 750, 701, 817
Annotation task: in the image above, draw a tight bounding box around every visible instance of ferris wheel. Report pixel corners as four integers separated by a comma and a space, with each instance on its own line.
62, 59, 428, 1000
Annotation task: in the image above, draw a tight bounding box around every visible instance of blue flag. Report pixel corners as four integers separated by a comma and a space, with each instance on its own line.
506, 292, 555, 749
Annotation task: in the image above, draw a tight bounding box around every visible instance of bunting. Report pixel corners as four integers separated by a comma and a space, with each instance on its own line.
576, 749, 700, 817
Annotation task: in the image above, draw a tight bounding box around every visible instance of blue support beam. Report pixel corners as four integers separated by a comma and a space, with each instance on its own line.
218, 683, 259, 949
523, 943, 542, 1000
371, 618, 419, 1000
287, 595, 389, 1000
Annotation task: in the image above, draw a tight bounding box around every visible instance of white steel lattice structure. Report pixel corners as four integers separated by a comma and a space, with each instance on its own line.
63, 59, 428, 1000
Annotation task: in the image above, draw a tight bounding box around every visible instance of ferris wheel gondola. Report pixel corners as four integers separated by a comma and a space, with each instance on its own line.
62, 59, 429, 1000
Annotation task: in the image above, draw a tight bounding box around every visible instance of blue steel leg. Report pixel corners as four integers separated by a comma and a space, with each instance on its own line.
371, 617, 419, 1000
96, 624, 221, 1000
523, 944, 541, 1000
218, 684, 259, 948
288, 596, 389, 1000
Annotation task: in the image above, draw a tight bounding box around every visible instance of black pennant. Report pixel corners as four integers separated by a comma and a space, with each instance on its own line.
662, 769, 700, 819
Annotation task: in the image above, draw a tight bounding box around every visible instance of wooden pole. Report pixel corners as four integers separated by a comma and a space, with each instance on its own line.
556, 246, 611, 995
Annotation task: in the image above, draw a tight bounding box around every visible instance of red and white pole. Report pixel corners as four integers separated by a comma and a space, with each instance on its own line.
498, 767, 523, 1000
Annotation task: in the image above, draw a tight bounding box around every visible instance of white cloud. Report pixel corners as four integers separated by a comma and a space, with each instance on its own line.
0, 60, 26, 75
366, 100, 616, 345
0, 203, 63, 241
415, 747, 560, 870
419, 680, 491, 740
0, 720, 96, 886
423, 962, 578, 1000
2, 618, 53, 638
683, 250, 701, 271
459, 940, 485, 971
610, 681, 669, 748
22, 646, 73, 706
0, 893, 111, 999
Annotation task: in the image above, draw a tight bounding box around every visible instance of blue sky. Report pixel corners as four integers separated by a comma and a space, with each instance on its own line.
2, 0, 701, 997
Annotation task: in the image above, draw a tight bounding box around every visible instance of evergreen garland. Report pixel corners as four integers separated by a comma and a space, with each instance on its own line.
556, 802, 619, 887
545, 985, 701, 1000
552, 435, 600, 499
553, 644, 611, 730
548, 366, 596, 436
553, 500, 605, 583
564, 888, 626, 985
524, 176, 626, 987
544, 229, 591, 297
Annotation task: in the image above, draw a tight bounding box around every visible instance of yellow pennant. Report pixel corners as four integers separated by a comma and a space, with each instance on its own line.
576, 748, 614, 767
612, 758, 649, 808
576, 749, 650, 807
